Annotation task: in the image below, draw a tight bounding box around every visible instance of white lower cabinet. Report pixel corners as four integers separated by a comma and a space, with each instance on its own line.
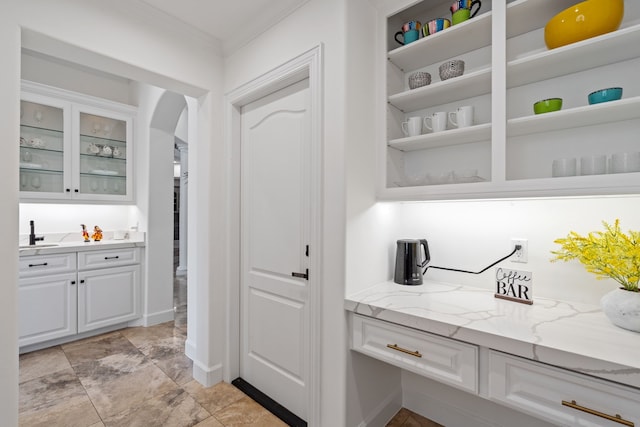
78, 264, 140, 333
18, 272, 78, 347
488, 351, 640, 427
351, 314, 478, 393
19, 247, 142, 349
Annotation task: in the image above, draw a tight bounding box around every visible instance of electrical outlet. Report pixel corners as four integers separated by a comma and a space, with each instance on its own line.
511, 239, 528, 263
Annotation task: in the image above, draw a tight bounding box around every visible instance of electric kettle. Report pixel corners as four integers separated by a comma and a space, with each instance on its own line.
394, 239, 430, 285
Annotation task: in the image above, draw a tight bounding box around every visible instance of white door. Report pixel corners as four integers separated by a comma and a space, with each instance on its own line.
240, 78, 311, 421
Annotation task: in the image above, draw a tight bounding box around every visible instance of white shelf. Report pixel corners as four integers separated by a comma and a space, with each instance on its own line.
389, 67, 491, 112
507, 24, 640, 88
505, 0, 579, 39
387, 11, 492, 72
389, 123, 491, 151
508, 96, 640, 137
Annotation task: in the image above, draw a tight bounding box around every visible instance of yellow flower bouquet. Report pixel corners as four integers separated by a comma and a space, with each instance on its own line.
552, 220, 640, 292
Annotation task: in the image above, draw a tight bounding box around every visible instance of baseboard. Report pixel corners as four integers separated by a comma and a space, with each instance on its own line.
357, 386, 402, 427
192, 360, 223, 387
141, 309, 175, 326
185, 338, 196, 360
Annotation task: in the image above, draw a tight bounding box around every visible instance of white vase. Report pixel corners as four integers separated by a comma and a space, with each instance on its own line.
600, 288, 640, 332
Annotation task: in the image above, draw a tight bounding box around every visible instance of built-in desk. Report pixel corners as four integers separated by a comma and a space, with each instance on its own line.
346, 281, 640, 426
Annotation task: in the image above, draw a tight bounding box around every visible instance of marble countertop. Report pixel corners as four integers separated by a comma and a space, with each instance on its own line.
345, 280, 640, 389
19, 231, 145, 256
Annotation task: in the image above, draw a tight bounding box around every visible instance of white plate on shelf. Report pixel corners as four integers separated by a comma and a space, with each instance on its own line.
20, 162, 43, 169
89, 169, 118, 176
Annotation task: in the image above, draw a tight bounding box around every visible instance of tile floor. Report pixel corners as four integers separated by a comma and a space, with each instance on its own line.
19, 266, 441, 426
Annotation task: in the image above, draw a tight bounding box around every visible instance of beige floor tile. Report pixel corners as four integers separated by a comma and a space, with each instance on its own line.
194, 417, 224, 427
104, 388, 210, 427
19, 368, 86, 413
183, 381, 247, 415
19, 346, 71, 384
152, 353, 194, 385
121, 322, 184, 350
62, 331, 141, 367
212, 396, 288, 427
387, 408, 444, 427
78, 360, 180, 419
19, 394, 101, 427
386, 407, 411, 426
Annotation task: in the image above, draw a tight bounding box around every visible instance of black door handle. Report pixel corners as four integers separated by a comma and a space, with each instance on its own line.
291, 269, 309, 280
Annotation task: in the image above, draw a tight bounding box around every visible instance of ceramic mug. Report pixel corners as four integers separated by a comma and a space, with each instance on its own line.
421, 18, 451, 37
448, 106, 474, 128
395, 29, 420, 46
424, 112, 447, 133
401, 116, 423, 137
450, 0, 481, 25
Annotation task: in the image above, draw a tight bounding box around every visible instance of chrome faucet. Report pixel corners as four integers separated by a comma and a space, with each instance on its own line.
29, 220, 44, 246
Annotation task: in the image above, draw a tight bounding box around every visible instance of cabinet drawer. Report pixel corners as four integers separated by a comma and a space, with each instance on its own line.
351, 314, 478, 393
78, 247, 140, 270
19, 253, 76, 278
489, 351, 640, 427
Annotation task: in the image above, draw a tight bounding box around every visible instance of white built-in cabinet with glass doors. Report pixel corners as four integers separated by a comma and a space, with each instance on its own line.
20, 81, 135, 202
378, 0, 640, 200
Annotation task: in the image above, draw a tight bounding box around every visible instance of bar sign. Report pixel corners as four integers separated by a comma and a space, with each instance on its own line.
495, 268, 533, 305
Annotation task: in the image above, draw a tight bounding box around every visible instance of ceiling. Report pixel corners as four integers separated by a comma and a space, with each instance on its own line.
138, 0, 310, 54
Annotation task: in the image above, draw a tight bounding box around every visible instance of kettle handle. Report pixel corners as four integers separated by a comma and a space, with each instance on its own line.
419, 239, 431, 268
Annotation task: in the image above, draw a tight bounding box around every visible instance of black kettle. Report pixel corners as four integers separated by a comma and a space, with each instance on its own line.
394, 239, 430, 285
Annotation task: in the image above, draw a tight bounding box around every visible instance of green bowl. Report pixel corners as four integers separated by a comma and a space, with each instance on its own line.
534, 98, 562, 114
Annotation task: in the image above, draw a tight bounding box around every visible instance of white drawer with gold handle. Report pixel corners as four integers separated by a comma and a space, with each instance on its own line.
489, 350, 640, 426
350, 313, 478, 393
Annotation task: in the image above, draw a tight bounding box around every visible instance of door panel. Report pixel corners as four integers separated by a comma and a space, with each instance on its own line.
241, 78, 310, 420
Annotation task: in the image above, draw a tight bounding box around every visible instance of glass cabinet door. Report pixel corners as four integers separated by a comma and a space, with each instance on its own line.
77, 112, 128, 197
19, 100, 67, 195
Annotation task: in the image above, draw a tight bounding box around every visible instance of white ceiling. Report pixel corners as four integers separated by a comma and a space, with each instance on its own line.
138, 0, 310, 54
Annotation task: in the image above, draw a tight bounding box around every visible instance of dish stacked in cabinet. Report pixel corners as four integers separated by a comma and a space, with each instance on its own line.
380, 0, 640, 199
505, 0, 640, 184
385, 0, 494, 191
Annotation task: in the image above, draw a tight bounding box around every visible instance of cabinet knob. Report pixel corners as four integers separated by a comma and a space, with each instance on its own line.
66, 188, 71, 192
71, 280, 76, 285
74, 189, 79, 193
80, 279, 85, 284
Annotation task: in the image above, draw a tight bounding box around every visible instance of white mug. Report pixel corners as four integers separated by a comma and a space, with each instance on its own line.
580, 155, 607, 175
424, 112, 447, 133
610, 152, 640, 173
401, 116, 423, 137
552, 158, 577, 177
448, 106, 474, 128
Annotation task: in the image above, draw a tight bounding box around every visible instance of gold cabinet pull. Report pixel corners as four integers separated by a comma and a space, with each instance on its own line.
386, 344, 422, 358
562, 400, 634, 427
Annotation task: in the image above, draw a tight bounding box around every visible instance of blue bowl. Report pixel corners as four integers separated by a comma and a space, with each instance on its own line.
588, 87, 623, 105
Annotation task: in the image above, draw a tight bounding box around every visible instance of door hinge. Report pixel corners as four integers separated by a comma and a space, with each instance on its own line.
291, 268, 309, 280
305, 245, 309, 257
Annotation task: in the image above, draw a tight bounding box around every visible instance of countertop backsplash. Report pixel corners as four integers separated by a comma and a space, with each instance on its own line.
18, 230, 145, 246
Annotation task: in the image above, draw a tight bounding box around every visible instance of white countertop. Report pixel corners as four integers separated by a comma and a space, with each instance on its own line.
345, 280, 640, 389
18, 231, 145, 256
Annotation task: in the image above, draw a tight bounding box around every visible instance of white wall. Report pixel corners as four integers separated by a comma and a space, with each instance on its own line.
1, 1, 223, 424
224, 0, 348, 424
345, 196, 640, 306
21, 50, 132, 105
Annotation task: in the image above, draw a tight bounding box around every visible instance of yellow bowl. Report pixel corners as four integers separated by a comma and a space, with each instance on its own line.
544, 0, 624, 50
